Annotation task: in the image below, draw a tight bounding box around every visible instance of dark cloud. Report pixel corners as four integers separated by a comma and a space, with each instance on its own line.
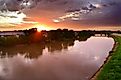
85, 1, 121, 26
0, 0, 40, 11
52, 0, 121, 26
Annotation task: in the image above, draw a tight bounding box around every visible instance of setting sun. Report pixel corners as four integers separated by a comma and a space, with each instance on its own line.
35, 25, 49, 32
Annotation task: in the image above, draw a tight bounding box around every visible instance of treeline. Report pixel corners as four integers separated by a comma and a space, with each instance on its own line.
0, 28, 113, 46
24, 28, 95, 41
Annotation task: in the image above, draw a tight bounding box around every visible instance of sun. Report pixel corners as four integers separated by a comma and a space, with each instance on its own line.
35, 25, 49, 32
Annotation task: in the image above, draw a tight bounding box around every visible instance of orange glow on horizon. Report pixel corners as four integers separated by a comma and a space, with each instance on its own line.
34, 24, 51, 32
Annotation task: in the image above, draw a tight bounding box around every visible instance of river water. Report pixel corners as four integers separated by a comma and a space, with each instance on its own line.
0, 36, 114, 80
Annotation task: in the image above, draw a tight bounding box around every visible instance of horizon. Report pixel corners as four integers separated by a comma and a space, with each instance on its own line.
0, 27, 121, 32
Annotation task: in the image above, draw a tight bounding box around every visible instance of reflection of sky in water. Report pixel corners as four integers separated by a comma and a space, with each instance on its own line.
0, 37, 114, 80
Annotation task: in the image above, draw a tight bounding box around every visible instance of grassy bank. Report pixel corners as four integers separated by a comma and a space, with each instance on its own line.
97, 36, 121, 80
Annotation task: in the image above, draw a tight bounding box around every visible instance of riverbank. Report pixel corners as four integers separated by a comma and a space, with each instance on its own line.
93, 35, 121, 80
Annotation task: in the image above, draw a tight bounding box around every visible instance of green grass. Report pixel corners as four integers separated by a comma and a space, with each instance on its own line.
97, 36, 121, 80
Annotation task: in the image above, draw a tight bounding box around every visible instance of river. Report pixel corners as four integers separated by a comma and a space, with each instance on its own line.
0, 36, 114, 80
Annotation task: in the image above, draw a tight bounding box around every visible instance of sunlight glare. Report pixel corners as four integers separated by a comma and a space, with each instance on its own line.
36, 25, 49, 32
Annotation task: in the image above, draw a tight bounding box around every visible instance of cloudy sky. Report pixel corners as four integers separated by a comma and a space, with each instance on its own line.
0, 0, 121, 31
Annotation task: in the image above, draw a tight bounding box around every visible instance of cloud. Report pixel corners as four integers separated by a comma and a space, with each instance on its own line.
0, 11, 26, 23
0, 0, 40, 11
0, 0, 40, 27
53, 1, 118, 23
0, 11, 37, 25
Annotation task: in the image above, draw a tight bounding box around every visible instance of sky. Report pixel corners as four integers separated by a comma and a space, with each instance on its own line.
0, 0, 121, 31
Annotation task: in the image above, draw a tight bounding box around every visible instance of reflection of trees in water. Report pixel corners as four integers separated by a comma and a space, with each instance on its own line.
0, 40, 75, 58
47, 40, 74, 52
0, 43, 45, 58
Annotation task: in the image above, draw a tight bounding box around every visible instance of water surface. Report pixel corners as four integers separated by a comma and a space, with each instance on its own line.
0, 37, 114, 80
